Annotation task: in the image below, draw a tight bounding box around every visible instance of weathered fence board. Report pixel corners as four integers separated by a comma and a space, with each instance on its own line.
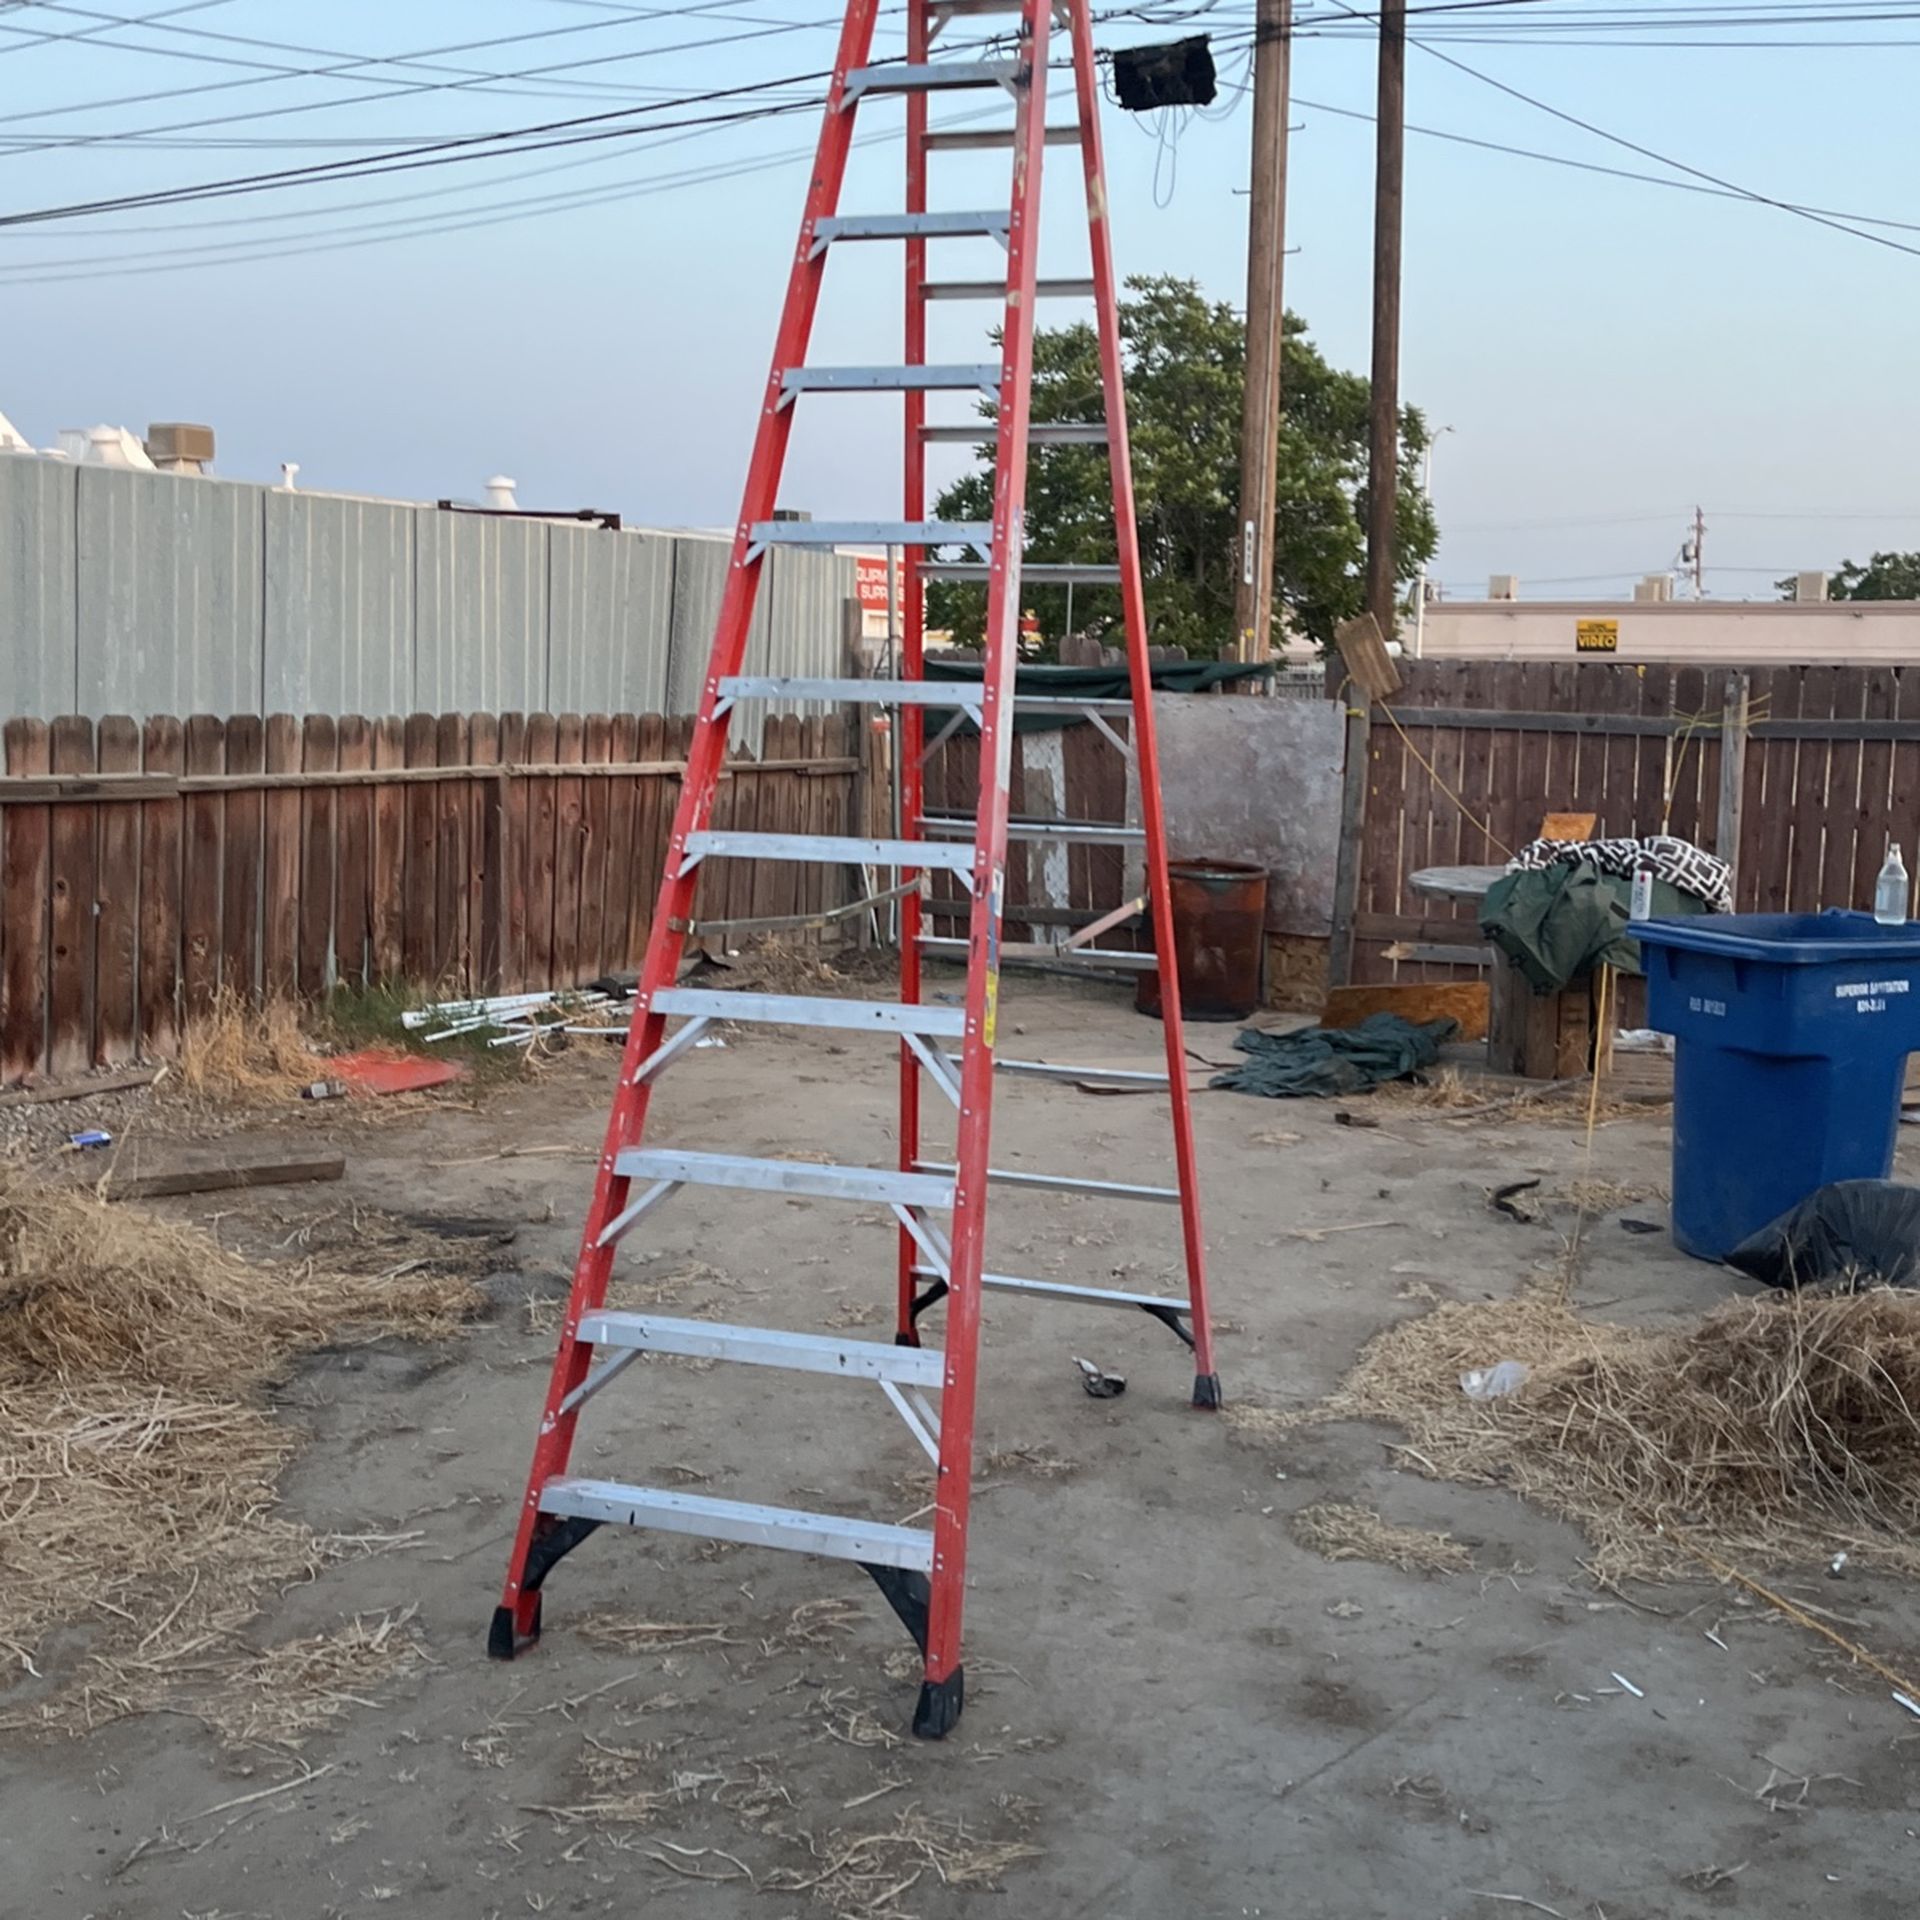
0, 708, 865, 1081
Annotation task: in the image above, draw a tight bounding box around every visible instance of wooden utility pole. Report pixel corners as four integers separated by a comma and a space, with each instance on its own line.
1231, 0, 1291, 662
1364, 0, 1407, 633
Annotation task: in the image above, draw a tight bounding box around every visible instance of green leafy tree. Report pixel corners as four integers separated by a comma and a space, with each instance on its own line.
925, 274, 1435, 656
1779, 552, 1920, 601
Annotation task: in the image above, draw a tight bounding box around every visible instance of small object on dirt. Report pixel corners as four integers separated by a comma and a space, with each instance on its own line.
1609, 1671, 1645, 1699
1334, 1109, 1379, 1130
1326, 1599, 1364, 1619
66, 1128, 112, 1150
332, 1047, 469, 1096
1460, 1361, 1530, 1400
100, 1152, 347, 1201
1489, 1178, 1542, 1222
1620, 1216, 1663, 1235
1726, 1179, 1920, 1291
1830, 1552, 1849, 1579
1072, 1355, 1127, 1399
1893, 1690, 1920, 1719
300, 1079, 346, 1101
694, 1035, 729, 1049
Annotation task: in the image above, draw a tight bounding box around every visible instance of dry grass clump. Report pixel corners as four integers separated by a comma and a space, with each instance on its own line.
0, 1170, 479, 1733
1289, 1500, 1473, 1575
176, 988, 333, 1101
1258, 1283, 1920, 1580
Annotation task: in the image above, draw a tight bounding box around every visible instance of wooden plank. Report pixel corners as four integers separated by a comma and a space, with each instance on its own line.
1847, 671, 1898, 915
1890, 670, 1920, 896
602, 713, 641, 977
523, 712, 560, 986
370, 716, 407, 986
2, 719, 53, 1082
137, 717, 185, 1062
1819, 666, 1872, 913
468, 712, 505, 993
435, 711, 470, 989
551, 713, 586, 987
261, 715, 303, 996
497, 713, 530, 988
804, 715, 834, 939
102, 1153, 346, 1202
1632, 660, 1674, 848
1328, 704, 1373, 987
1333, 610, 1402, 701
1752, 668, 1804, 913
762, 716, 803, 930
0, 1065, 159, 1109
47, 715, 100, 1076
177, 716, 225, 1019
1596, 664, 1641, 841
1714, 670, 1750, 866
626, 713, 667, 967
1786, 664, 1838, 912
402, 713, 438, 983
220, 712, 265, 1001
335, 715, 374, 988
94, 716, 142, 1065
578, 714, 613, 979
1663, 666, 1710, 846
299, 714, 338, 994
1322, 980, 1489, 1042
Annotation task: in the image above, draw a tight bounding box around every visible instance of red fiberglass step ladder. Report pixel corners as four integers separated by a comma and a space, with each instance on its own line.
491, 0, 1217, 1740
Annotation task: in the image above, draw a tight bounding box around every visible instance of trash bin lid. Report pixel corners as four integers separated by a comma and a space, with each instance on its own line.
1631, 908, 1920, 965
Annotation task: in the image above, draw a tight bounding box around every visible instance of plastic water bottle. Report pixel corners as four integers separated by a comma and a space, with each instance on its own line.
1875, 842, 1909, 926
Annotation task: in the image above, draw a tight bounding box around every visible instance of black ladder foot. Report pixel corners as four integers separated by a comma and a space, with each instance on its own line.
913, 1666, 966, 1739
488, 1595, 538, 1661
1191, 1371, 1222, 1410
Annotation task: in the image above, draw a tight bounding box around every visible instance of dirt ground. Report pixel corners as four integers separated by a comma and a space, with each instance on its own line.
7, 974, 1920, 1919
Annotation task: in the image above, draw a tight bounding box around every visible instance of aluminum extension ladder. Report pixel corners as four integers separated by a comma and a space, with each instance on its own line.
491, 0, 1218, 1741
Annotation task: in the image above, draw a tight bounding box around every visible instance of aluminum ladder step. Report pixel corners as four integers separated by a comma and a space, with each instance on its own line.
921, 811, 1144, 845
682, 829, 976, 873
919, 932, 1156, 972
649, 986, 966, 1038
925, 123, 1079, 151
921, 419, 1106, 445
915, 1157, 1180, 1202
785, 363, 999, 398
814, 210, 1009, 249
749, 519, 990, 553
539, 1477, 933, 1572
923, 277, 1095, 301
718, 675, 983, 707
921, 560, 1123, 584
577, 1310, 946, 1387
614, 1146, 956, 1209
845, 60, 1020, 100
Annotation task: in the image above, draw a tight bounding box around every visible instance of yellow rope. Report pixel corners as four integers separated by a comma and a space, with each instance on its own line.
1376, 701, 1514, 859
1682, 1540, 1920, 1700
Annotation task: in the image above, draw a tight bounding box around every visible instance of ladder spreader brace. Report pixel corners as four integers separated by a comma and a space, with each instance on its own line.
491, 0, 1219, 1742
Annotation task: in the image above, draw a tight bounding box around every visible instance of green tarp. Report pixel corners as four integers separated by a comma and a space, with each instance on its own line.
1477, 863, 1712, 995
1212, 1013, 1459, 1099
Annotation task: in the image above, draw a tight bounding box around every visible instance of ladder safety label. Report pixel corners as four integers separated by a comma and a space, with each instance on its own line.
983, 970, 1000, 1048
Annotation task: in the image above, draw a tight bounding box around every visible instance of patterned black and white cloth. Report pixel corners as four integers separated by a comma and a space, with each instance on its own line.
1505, 833, 1732, 913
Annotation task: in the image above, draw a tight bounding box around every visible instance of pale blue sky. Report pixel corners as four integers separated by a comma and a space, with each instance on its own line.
4, 0, 1915, 600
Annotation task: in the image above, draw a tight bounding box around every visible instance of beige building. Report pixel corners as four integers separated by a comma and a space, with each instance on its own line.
1418, 596, 1920, 665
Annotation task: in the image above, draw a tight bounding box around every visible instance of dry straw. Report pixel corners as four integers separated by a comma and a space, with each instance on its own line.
0, 1170, 478, 1733
1237, 1283, 1920, 1580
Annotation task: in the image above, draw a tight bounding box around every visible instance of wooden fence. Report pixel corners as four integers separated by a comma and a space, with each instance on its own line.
1352, 660, 1920, 984
0, 710, 869, 1082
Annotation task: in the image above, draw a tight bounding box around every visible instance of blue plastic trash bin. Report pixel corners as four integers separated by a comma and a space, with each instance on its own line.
1636, 910, 1920, 1261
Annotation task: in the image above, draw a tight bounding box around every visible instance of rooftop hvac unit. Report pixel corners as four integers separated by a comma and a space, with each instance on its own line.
1488, 573, 1519, 601
1633, 574, 1673, 602
145, 421, 214, 472
1794, 570, 1830, 603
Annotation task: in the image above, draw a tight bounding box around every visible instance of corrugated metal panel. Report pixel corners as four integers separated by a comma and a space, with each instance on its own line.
545, 524, 674, 713
664, 534, 729, 715
756, 546, 856, 717
73, 466, 264, 718
263, 489, 414, 715
412, 509, 548, 712
0, 454, 78, 719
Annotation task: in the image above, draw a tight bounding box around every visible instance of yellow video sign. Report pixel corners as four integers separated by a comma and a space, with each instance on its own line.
1575, 618, 1619, 654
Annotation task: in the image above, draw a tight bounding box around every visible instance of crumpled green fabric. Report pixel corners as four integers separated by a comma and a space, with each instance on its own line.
1478, 862, 1711, 995
1211, 1012, 1459, 1099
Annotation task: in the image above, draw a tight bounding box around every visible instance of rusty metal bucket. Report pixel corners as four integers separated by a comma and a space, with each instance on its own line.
1135, 859, 1268, 1022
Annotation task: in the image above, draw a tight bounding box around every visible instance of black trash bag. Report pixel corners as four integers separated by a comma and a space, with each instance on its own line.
1724, 1179, 1920, 1291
